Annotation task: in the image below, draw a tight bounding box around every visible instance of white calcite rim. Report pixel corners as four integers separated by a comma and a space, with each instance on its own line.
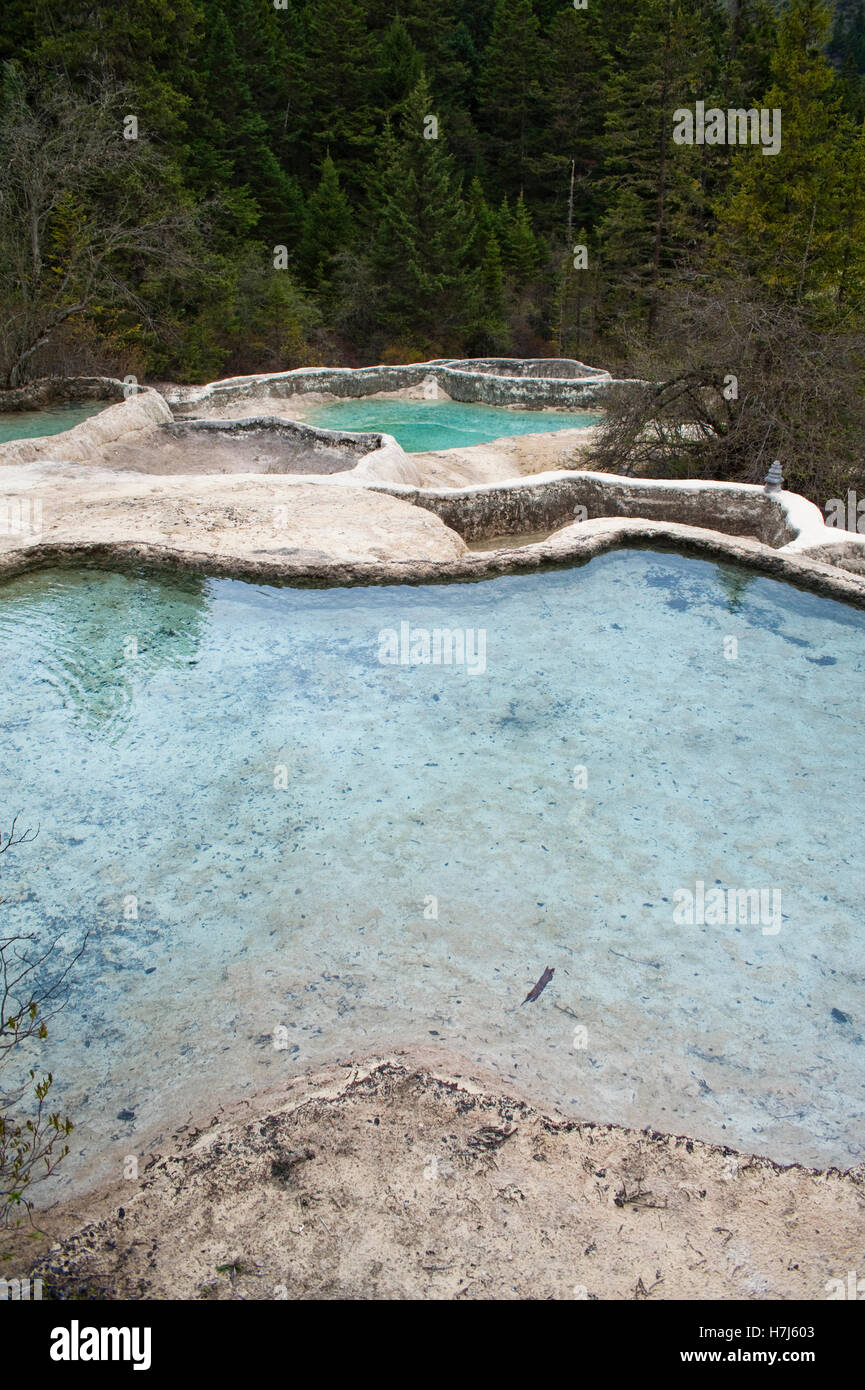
1, 363, 864, 606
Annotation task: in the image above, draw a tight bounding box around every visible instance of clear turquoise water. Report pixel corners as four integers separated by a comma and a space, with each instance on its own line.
0, 550, 863, 1198
0, 401, 110, 444
304, 398, 601, 452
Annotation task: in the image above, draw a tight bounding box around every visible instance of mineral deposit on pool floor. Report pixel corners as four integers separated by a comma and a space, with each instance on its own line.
0, 547, 863, 1199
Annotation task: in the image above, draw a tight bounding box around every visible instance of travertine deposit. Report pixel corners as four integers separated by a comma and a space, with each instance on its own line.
8, 1055, 863, 1302
2, 366, 864, 598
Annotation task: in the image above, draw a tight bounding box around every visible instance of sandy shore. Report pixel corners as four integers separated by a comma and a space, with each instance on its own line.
4, 1052, 861, 1301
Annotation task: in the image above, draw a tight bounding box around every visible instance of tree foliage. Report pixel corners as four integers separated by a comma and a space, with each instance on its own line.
1, 0, 864, 496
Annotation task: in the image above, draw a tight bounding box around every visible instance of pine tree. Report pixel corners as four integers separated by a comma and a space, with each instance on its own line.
222, 0, 294, 169
187, 2, 304, 245
837, 50, 865, 122
302, 0, 378, 185
466, 176, 498, 267
270, 0, 313, 181
474, 232, 511, 351
376, 17, 425, 115
503, 193, 542, 284
725, 0, 778, 106
376, 0, 482, 111
829, 0, 865, 73
369, 77, 479, 352
717, 0, 850, 307
833, 114, 865, 313
12, 0, 204, 141
495, 196, 515, 267
536, 4, 609, 234
594, 187, 652, 331
299, 155, 354, 293
0, 0, 40, 63
597, 0, 709, 337
477, 0, 544, 202
554, 223, 598, 361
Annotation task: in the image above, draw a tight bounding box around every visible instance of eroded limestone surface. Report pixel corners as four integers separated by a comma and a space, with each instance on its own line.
2, 366, 865, 608
0, 471, 467, 568
10, 1055, 864, 1301
165, 356, 617, 413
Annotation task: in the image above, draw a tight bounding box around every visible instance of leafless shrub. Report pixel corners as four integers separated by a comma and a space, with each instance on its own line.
0, 63, 199, 388
584, 283, 865, 505
0, 816, 86, 1226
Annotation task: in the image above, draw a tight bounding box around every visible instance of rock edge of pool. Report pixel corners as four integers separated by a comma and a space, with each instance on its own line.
1, 362, 865, 604
8, 1053, 864, 1302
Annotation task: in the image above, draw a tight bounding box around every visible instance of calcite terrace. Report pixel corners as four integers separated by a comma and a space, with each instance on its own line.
1, 361, 864, 606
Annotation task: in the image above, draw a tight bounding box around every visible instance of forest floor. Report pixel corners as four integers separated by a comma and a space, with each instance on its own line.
5, 1053, 861, 1301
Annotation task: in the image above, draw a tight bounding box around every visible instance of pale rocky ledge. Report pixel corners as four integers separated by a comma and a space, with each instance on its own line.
1, 362, 865, 605
8, 1054, 863, 1302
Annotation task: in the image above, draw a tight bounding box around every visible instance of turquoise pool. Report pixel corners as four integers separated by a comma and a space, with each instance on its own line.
0, 550, 862, 1198
0, 401, 110, 444
303, 398, 601, 452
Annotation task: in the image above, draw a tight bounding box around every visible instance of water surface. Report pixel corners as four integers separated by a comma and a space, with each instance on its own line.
0, 550, 862, 1195
0, 401, 110, 444
304, 398, 601, 452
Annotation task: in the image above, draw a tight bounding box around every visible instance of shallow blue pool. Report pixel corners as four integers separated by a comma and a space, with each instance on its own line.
304, 398, 601, 451
0, 549, 862, 1196
0, 401, 110, 444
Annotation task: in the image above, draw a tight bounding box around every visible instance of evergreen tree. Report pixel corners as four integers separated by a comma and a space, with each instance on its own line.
459, 180, 510, 352
299, 155, 354, 294
376, 0, 483, 112
725, 0, 778, 106
302, 0, 378, 185
554, 222, 597, 361
477, 0, 544, 202
594, 187, 651, 330
478, 232, 509, 345
230, 247, 321, 372
537, 4, 609, 233
369, 77, 479, 352
271, 0, 314, 179
466, 176, 499, 274
833, 114, 865, 312
187, 2, 304, 245
717, 0, 851, 307
222, 0, 294, 168
495, 196, 514, 259
503, 192, 542, 284
11, 0, 204, 141
829, 0, 865, 72
597, 0, 709, 337
836, 50, 865, 122
376, 18, 424, 115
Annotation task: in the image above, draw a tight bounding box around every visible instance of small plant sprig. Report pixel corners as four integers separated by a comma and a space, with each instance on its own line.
0, 815, 86, 1227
